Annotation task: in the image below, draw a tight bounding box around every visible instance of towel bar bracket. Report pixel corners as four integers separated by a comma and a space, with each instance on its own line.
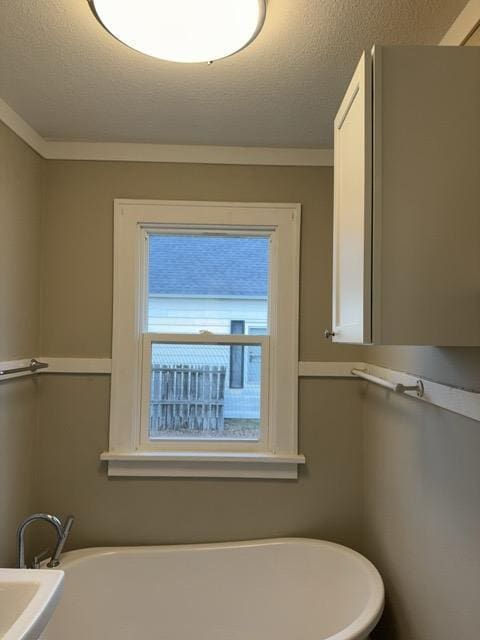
397, 380, 424, 398
0, 358, 49, 377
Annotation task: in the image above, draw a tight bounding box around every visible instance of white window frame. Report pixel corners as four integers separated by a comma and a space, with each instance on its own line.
101, 199, 305, 478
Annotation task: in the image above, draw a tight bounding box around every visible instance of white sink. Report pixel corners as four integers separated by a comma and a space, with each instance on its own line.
0, 569, 64, 640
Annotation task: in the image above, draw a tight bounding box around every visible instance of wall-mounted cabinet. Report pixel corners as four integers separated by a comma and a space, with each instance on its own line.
330, 46, 480, 346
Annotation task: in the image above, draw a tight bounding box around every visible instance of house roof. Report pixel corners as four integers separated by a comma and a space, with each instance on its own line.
149, 235, 269, 297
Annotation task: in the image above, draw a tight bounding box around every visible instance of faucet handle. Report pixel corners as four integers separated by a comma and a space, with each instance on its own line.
47, 514, 75, 567
33, 548, 51, 569
62, 515, 75, 535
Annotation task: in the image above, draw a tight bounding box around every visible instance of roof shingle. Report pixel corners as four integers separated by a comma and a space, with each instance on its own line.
148, 234, 269, 297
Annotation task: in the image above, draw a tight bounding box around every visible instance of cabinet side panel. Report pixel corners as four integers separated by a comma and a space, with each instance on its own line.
378, 46, 480, 345
372, 46, 383, 345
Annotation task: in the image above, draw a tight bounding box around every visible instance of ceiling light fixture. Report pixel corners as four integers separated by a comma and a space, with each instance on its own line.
88, 0, 267, 64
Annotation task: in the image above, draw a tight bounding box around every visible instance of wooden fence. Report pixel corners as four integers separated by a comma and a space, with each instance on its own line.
150, 364, 226, 433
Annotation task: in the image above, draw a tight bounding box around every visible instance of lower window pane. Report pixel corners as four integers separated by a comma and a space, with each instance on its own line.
149, 343, 262, 441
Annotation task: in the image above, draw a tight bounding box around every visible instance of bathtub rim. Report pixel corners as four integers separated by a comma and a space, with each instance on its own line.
45, 537, 384, 640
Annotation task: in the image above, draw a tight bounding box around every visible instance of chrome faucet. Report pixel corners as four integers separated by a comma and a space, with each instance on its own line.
17, 513, 75, 569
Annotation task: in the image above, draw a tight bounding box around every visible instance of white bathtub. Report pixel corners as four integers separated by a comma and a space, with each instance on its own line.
41, 538, 383, 640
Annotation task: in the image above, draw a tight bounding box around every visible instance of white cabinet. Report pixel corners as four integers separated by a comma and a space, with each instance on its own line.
332, 52, 372, 344
330, 46, 480, 346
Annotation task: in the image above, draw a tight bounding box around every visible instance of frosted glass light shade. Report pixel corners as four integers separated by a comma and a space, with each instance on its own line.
89, 0, 267, 63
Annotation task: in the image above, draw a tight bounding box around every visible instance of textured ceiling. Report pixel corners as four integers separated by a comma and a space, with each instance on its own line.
0, 0, 467, 147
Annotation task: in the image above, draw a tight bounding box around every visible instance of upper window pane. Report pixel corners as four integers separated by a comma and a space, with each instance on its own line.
147, 234, 269, 334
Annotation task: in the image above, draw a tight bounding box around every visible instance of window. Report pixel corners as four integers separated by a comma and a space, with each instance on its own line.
102, 200, 304, 478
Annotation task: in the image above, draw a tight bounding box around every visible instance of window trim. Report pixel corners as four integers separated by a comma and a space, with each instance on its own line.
103, 199, 304, 478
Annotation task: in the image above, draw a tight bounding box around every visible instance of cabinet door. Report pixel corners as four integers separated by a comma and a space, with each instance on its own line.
332, 52, 372, 343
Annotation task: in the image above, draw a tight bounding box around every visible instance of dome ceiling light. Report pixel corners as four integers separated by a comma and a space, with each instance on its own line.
88, 0, 267, 64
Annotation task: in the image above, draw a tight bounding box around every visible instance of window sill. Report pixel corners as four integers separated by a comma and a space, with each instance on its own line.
100, 451, 306, 479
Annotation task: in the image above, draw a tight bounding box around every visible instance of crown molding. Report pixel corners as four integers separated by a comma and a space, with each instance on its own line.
43, 141, 334, 166
0, 97, 333, 166
0, 98, 46, 156
440, 0, 480, 45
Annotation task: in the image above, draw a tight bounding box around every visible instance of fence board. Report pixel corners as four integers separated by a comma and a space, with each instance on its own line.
150, 364, 226, 433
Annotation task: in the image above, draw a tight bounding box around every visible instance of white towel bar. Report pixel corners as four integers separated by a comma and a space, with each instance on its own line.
351, 368, 424, 397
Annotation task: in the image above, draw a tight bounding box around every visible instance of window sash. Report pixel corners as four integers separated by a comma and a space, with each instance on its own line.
142, 228, 272, 336
139, 333, 270, 452
246, 325, 267, 386
229, 320, 245, 389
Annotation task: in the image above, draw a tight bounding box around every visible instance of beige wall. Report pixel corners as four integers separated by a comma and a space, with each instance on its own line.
366, 345, 480, 392
33, 160, 365, 550
34, 375, 363, 548
40, 160, 363, 363
364, 352, 480, 639
0, 123, 43, 359
0, 121, 44, 565
363, 383, 480, 640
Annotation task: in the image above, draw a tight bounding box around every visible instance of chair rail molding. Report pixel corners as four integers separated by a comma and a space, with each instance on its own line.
299, 361, 480, 423
39, 357, 112, 374
2, 356, 479, 422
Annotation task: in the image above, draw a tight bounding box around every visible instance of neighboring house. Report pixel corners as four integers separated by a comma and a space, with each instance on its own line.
148, 234, 269, 420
